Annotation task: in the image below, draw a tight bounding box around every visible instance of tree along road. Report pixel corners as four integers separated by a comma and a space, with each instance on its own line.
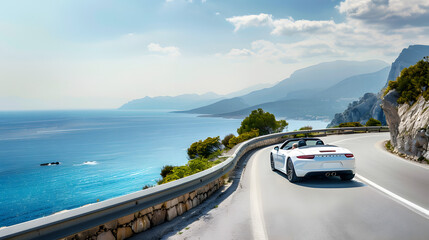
166, 132, 429, 240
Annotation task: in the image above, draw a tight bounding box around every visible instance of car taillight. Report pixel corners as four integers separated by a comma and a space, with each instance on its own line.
297, 155, 315, 159
345, 154, 354, 158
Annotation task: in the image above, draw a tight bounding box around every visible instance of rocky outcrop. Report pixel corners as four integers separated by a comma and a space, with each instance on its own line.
328, 93, 383, 127
329, 45, 429, 127
385, 45, 429, 87
382, 91, 429, 161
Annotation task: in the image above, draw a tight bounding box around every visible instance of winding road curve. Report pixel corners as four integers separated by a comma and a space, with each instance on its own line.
167, 132, 429, 240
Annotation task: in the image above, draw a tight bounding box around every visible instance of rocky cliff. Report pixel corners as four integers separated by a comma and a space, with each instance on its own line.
382, 91, 429, 161
385, 45, 429, 87
328, 45, 429, 127
328, 93, 384, 127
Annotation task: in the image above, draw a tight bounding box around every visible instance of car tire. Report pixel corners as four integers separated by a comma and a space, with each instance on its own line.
340, 174, 355, 181
270, 154, 275, 171
286, 159, 300, 183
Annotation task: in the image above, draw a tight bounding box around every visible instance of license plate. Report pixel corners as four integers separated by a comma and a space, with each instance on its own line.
323, 163, 342, 168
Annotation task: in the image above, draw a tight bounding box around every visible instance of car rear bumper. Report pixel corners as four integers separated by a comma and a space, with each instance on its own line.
301, 170, 355, 178
294, 159, 355, 177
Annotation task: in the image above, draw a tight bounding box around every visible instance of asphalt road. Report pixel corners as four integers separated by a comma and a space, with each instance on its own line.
167, 132, 429, 240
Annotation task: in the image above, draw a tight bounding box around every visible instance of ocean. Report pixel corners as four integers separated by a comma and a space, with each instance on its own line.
0, 110, 327, 227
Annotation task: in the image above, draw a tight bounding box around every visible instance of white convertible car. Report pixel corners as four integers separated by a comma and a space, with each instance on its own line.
270, 138, 355, 182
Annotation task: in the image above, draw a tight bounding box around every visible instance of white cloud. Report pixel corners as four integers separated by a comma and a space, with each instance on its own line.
147, 43, 181, 57
224, 1, 429, 62
226, 14, 349, 35
226, 13, 273, 32
218, 39, 346, 64
272, 18, 349, 35
251, 39, 346, 62
337, 0, 429, 27
226, 48, 254, 57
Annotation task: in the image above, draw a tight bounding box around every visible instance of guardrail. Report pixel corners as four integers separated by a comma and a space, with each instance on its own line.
0, 126, 389, 240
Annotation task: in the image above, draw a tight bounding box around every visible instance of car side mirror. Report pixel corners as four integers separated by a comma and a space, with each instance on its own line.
274, 146, 279, 151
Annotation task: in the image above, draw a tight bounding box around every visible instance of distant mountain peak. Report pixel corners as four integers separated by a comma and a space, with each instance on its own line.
329, 44, 429, 127
118, 84, 271, 111
386, 44, 429, 85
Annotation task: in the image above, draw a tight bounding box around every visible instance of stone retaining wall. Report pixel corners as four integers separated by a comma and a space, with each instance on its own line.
60, 178, 225, 240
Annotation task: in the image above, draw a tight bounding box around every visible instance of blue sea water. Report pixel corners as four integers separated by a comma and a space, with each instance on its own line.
0, 110, 327, 227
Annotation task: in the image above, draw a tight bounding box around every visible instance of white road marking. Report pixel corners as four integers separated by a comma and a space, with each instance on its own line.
330, 135, 429, 218
356, 174, 429, 219
375, 141, 429, 170
250, 150, 268, 240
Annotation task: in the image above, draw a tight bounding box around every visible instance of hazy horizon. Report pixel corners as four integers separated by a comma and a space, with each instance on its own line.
1, 0, 429, 110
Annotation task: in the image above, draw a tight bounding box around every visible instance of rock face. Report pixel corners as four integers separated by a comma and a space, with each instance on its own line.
328, 93, 382, 127
385, 45, 429, 87
382, 91, 429, 160
329, 45, 429, 127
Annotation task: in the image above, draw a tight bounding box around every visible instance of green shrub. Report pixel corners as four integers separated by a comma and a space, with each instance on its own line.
187, 136, 221, 159
222, 134, 235, 148
299, 126, 313, 130
237, 108, 288, 135
385, 140, 394, 152
142, 184, 154, 190
294, 127, 314, 137
188, 158, 213, 173
338, 122, 363, 127
206, 149, 223, 160
366, 118, 382, 126
162, 166, 192, 183
160, 165, 175, 178
228, 129, 259, 148
160, 158, 221, 184
384, 58, 429, 104
159, 109, 285, 184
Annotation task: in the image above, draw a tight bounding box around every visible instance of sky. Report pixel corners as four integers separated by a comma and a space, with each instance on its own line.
0, 0, 428, 110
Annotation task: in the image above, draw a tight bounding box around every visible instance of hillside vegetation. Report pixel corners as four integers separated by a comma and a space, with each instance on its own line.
157, 109, 286, 184
385, 58, 429, 105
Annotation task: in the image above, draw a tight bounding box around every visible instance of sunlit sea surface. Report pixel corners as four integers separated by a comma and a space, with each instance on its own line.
0, 110, 327, 226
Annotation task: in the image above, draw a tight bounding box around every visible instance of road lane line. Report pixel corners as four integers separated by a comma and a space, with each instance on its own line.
375, 140, 429, 170
356, 174, 429, 219
250, 150, 268, 240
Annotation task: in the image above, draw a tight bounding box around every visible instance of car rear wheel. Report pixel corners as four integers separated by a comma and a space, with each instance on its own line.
340, 173, 355, 181
286, 159, 300, 183
270, 154, 275, 171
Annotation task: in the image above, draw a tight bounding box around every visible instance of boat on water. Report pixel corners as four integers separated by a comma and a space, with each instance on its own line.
40, 162, 60, 166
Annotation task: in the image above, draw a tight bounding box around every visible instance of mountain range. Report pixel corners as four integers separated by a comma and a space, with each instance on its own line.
119, 83, 272, 110
120, 46, 429, 122
236, 60, 388, 106
177, 60, 389, 119
328, 45, 429, 127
